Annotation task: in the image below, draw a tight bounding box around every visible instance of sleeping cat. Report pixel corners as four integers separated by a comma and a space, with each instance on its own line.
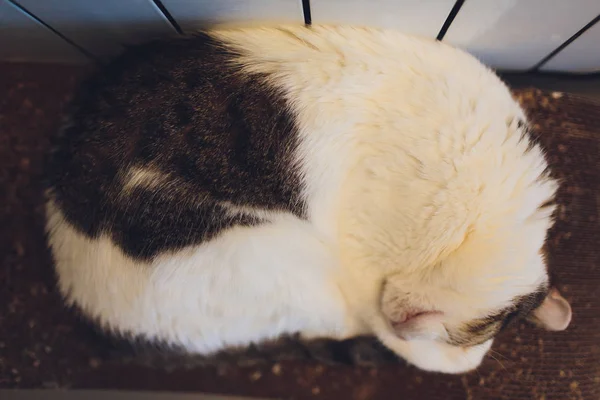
45, 25, 572, 374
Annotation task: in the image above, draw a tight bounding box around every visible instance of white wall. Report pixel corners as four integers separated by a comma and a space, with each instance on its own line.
1, 0, 599, 72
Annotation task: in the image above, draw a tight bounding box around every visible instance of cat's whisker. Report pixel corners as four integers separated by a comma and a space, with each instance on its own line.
457, 352, 483, 378
487, 351, 507, 371
489, 349, 509, 361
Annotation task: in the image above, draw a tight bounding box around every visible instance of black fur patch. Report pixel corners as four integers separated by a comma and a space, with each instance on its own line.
500, 284, 549, 330
448, 284, 549, 347
47, 33, 304, 260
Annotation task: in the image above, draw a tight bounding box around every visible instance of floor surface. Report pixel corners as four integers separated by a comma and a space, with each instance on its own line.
1, 62, 599, 400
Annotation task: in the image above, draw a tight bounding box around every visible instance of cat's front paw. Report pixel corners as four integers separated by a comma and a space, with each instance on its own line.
402, 338, 493, 374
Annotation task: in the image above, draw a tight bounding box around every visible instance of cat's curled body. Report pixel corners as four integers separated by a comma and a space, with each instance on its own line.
46, 25, 572, 374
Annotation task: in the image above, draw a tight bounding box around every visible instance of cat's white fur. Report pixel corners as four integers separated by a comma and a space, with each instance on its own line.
46, 25, 559, 373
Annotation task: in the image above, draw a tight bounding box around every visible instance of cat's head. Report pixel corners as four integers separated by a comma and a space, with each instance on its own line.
382, 273, 571, 348
381, 238, 571, 350
378, 167, 571, 372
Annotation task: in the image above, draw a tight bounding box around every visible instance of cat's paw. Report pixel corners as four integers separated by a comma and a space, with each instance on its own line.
402, 338, 493, 374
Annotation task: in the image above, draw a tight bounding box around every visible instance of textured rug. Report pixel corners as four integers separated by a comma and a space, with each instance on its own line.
1, 63, 599, 400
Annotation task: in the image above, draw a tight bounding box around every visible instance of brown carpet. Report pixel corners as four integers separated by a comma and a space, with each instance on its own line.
1, 63, 599, 400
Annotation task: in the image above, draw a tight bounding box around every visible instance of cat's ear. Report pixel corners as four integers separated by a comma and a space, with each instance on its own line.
528, 288, 572, 331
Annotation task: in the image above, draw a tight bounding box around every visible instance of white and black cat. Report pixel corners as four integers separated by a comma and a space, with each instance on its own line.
45, 25, 572, 374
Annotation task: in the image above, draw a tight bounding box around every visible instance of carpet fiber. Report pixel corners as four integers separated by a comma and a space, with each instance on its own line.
1, 63, 599, 400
